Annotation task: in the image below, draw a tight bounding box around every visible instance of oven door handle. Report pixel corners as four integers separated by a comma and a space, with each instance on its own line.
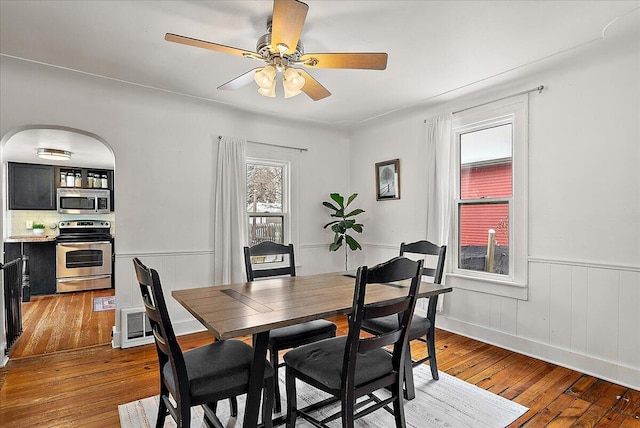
56, 241, 112, 246
57, 274, 112, 282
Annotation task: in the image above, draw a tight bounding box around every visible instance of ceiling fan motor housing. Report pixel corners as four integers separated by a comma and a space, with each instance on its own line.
257, 32, 304, 64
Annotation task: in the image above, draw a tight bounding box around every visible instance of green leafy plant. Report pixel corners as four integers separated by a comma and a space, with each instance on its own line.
323, 193, 365, 270
32, 223, 45, 229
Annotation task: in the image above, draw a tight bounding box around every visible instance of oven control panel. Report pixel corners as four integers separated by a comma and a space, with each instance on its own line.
59, 220, 110, 228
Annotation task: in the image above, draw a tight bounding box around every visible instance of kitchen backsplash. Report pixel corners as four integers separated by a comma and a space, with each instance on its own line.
6, 210, 116, 237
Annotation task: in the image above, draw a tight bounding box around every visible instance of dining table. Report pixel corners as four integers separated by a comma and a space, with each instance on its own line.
172, 270, 452, 428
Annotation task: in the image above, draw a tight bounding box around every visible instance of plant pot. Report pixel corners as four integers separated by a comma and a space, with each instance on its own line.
33, 228, 45, 235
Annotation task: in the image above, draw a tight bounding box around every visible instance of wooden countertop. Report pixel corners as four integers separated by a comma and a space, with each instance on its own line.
5, 235, 57, 243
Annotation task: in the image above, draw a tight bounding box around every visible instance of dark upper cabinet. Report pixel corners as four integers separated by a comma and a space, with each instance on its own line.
8, 162, 56, 210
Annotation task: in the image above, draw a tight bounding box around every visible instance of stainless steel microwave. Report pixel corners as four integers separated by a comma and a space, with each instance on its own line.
57, 188, 110, 214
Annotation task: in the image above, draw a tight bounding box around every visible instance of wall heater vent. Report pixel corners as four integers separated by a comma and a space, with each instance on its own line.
121, 307, 154, 348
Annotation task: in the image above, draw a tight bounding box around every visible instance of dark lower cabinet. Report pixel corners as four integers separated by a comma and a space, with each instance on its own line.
4, 242, 56, 297
27, 243, 56, 296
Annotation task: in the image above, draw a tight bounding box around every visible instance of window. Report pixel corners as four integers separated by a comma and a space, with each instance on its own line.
451, 95, 528, 297
247, 160, 287, 245
459, 123, 512, 275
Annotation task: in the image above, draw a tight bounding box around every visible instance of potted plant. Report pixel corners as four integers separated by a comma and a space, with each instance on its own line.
32, 223, 45, 235
323, 193, 365, 270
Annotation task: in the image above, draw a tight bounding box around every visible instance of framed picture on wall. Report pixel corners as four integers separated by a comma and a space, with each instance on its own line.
375, 158, 400, 200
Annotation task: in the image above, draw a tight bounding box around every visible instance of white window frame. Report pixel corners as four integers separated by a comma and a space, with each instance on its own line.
246, 144, 300, 269
449, 95, 528, 299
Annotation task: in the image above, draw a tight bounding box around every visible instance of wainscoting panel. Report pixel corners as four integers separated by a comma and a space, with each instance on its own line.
113, 251, 214, 347
517, 262, 550, 343
570, 266, 589, 354
619, 271, 640, 375
439, 259, 639, 389
549, 263, 572, 348
586, 268, 620, 367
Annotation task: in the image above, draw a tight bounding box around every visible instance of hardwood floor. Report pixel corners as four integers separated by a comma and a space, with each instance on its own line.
8, 289, 115, 359
1, 315, 638, 427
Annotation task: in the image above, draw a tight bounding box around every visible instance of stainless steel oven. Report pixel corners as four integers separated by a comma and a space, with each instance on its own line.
55, 220, 113, 293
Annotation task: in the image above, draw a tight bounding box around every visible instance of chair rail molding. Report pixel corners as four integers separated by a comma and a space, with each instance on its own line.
528, 256, 640, 273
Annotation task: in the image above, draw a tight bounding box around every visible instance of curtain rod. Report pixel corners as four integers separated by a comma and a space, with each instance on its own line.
450, 85, 545, 116
218, 136, 308, 152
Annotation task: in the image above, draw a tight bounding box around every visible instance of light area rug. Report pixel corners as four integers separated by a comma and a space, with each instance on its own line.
93, 296, 116, 312
119, 364, 528, 428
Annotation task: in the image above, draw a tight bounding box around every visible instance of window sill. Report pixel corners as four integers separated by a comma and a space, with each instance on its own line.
446, 273, 528, 300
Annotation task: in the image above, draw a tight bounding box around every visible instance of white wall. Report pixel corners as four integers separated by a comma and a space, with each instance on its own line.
0, 56, 350, 349
349, 33, 640, 389
2, 19, 637, 389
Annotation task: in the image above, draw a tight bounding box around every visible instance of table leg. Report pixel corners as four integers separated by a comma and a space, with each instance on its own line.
245, 330, 269, 428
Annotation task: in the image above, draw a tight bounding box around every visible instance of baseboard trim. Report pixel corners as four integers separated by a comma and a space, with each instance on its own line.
436, 316, 640, 390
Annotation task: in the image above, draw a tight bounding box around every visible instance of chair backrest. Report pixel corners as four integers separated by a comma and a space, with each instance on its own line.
343, 256, 423, 391
399, 240, 446, 284
244, 241, 296, 281
133, 258, 190, 416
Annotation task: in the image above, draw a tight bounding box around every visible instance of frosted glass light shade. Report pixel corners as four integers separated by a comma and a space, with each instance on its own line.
283, 67, 305, 98
258, 85, 276, 97
254, 65, 277, 90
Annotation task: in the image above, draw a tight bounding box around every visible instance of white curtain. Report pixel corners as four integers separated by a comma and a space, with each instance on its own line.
425, 114, 453, 311
214, 136, 248, 285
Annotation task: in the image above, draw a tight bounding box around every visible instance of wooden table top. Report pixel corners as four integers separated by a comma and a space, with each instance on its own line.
172, 271, 453, 340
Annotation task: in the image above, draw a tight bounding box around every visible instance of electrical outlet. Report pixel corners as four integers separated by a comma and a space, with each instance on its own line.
26, 220, 33, 229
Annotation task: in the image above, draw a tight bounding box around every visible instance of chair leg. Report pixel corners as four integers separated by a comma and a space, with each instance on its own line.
403, 343, 416, 400
341, 391, 355, 428
262, 376, 275, 428
392, 379, 407, 428
426, 329, 439, 380
228, 397, 238, 417
285, 367, 297, 427
178, 402, 191, 428
156, 392, 168, 428
270, 347, 282, 413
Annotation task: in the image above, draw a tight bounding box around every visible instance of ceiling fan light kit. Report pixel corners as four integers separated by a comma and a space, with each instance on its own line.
165, 0, 387, 101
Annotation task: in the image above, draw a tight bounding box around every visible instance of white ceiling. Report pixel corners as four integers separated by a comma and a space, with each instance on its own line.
2, 127, 115, 169
1, 0, 639, 130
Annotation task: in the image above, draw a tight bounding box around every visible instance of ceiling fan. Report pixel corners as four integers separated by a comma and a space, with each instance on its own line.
165, 0, 388, 101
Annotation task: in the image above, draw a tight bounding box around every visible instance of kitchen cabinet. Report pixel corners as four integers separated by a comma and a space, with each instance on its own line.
8, 162, 56, 210
8, 162, 114, 212
56, 167, 114, 211
55, 167, 113, 190
4, 240, 56, 297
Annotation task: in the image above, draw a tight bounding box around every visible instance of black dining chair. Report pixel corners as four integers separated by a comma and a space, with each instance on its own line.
133, 257, 275, 428
244, 241, 337, 413
283, 256, 423, 427
361, 240, 446, 398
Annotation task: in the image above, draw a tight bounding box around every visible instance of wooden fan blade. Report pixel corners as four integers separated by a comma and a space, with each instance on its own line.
271, 0, 309, 55
300, 53, 388, 70
298, 70, 331, 101
165, 33, 261, 59
218, 68, 261, 91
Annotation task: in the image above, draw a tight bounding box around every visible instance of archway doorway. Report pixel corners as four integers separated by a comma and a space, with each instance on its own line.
1, 126, 115, 359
